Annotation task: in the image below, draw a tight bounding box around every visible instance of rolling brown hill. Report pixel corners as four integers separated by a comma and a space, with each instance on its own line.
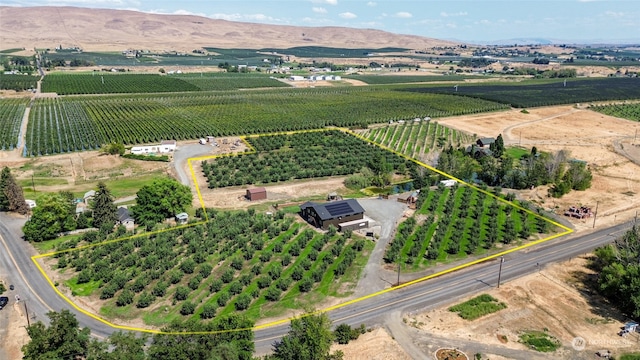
0, 6, 456, 52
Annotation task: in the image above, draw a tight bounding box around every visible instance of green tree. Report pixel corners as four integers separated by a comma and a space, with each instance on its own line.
100, 143, 125, 156
490, 134, 505, 158
0, 166, 29, 214
271, 312, 341, 360
22, 310, 90, 360
87, 331, 148, 360
147, 314, 254, 360
594, 226, 640, 318
131, 178, 193, 225
23, 193, 76, 242
92, 182, 117, 230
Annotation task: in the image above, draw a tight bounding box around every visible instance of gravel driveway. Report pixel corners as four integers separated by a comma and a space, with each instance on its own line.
352, 196, 408, 298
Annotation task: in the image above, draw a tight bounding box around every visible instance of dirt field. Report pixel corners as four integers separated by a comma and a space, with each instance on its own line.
409, 256, 639, 359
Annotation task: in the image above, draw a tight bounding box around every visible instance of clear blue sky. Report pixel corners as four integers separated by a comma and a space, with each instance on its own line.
4, 0, 639, 43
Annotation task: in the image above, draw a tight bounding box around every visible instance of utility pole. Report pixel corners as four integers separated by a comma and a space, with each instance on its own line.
31, 175, 35, 193
396, 254, 401, 287
497, 256, 505, 288
24, 300, 30, 328
592, 201, 599, 229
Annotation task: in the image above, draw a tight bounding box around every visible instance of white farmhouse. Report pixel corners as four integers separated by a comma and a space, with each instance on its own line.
131, 140, 176, 155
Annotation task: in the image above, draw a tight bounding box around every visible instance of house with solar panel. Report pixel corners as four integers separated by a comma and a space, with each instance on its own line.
299, 199, 368, 231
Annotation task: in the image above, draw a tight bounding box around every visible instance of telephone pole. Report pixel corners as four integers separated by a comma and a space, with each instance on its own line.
592, 201, 599, 228
497, 256, 505, 288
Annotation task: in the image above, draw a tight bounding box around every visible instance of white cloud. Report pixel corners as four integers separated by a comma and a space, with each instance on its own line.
604, 10, 625, 17
440, 11, 467, 17
339, 11, 357, 19
209, 12, 281, 23
172, 9, 207, 17
312, 7, 327, 14
393, 12, 412, 18
311, 0, 337, 5
367, 1, 377, 6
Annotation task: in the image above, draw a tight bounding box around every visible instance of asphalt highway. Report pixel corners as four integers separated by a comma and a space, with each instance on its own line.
0, 212, 635, 355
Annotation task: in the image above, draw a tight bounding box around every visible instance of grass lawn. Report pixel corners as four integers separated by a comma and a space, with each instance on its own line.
505, 146, 530, 159
448, 294, 507, 320
32, 234, 82, 253
66, 277, 102, 297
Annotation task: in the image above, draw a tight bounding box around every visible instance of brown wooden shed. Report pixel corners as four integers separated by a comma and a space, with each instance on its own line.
246, 187, 267, 201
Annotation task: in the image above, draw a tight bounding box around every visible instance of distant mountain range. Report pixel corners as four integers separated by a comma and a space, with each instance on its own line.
0, 6, 456, 52
465, 38, 640, 46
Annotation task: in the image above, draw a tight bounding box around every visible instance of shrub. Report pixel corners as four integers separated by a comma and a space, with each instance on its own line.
180, 258, 196, 274
200, 303, 217, 319
116, 289, 134, 307
136, 292, 155, 308
231, 257, 244, 270
209, 279, 223, 293
77, 269, 92, 284
174, 286, 190, 301
234, 293, 252, 311
100, 283, 118, 299
334, 323, 361, 344
229, 281, 243, 295
152, 281, 168, 297
264, 287, 281, 301
298, 277, 313, 293
221, 268, 235, 283
188, 275, 203, 290
180, 301, 195, 315
217, 291, 231, 306
199, 263, 213, 278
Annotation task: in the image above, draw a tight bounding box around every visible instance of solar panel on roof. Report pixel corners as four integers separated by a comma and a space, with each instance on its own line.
325, 202, 354, 217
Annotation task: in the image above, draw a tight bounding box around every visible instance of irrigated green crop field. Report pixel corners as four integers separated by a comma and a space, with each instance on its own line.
345, 74, 469, 85
384, 184, 553, 270
0, 98, 28, 150
404, 78, 640, 108
590, 103, 640, 122
24, 87, 507, 156
359, 121, 474, 159
0, 74, 38, 91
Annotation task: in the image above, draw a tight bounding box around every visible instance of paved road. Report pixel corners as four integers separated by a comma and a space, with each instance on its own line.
0, 210, 634, 357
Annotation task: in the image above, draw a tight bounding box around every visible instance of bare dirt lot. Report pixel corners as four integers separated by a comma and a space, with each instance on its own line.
409, 256, 639, 359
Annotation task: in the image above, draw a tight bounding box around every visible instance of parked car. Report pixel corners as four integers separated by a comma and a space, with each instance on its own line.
0, 296, 9, 310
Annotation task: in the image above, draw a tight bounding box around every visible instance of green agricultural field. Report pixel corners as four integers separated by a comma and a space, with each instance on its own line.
403, 77, 640, 108
590, 103, 640, 122
41, 73, 200, 95
0, 74, 38, 91
24, 87, 507, 156
0, 98, 28, 150
345, 74, 469, 85
359, 121, 474, 159
202, 130, 412, 188
52, 210, 370, 326
384, 184, 554, 270
175, 73, 291, 91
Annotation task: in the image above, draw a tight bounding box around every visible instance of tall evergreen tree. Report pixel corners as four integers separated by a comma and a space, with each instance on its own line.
92, 182, 117, 230
0, 166, 29, 214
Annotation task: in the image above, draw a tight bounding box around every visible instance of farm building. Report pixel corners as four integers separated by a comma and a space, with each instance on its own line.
131, 140, 177, 155
116, 207, 135, 231
289, 75, 305, 81
300, 199, 368, 231
246, 187, 267, 201
476, 137, 495, 147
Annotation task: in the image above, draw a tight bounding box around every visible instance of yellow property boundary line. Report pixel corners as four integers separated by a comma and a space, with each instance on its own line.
30, 127, 573, 335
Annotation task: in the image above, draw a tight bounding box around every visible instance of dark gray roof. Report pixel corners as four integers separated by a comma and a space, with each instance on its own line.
300, 199, 364, 221
117, 207, 133, 222
477, 137, 495, 146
